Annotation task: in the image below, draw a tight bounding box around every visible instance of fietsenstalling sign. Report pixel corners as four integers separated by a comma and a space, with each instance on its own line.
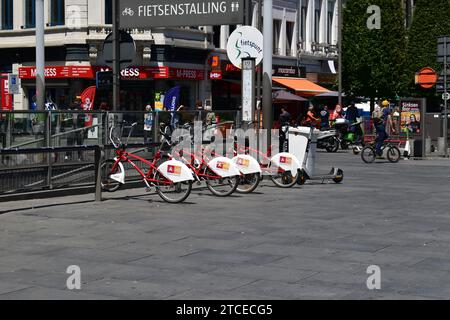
119, 0, 245, 28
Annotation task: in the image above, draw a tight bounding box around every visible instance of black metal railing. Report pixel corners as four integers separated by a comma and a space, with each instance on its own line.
0, 146, 103, 201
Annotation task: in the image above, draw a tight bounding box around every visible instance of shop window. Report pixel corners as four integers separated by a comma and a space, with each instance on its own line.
1, 0, 13, 30
50, 0, 65, 26
300, 3, 307, 44
273, 20, 281, 55
213, 25, 220, 48
286, 21, 295, 56
327, 1, 335, 44
105, 0, 112, 24
25, 0, 36, 28
314, 0, 322, 43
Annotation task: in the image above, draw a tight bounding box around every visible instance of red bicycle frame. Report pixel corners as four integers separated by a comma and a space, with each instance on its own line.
110, 148, 173, 186
170, 145, 224, 180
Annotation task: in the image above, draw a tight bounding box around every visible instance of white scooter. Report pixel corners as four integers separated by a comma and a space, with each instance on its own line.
288, 126, 344, 185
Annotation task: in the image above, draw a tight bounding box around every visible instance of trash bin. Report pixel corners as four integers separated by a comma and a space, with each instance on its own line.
413, 139, 423, 158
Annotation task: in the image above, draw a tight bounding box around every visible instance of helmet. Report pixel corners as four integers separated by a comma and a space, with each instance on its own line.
382, 100, 389, 107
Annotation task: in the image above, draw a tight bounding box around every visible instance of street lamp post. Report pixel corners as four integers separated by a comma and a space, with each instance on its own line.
338, 0, 343, 107
36, 0, 45, 110
112, 0, 120, 111
263, 0, 273, 153
444, 38, 449, 158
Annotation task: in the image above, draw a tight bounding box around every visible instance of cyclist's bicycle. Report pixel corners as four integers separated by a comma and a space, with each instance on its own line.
101, 122, 194, 203
361, 141, 401, 164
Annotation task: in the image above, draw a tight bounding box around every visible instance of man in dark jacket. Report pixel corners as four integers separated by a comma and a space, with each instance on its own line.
345, 102, 360, 124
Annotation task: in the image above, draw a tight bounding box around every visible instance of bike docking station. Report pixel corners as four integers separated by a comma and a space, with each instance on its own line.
288, 126, 344, 185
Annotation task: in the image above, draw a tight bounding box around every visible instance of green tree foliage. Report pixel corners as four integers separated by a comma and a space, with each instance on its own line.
342, 0, 407, 101
406, 0, 450, 99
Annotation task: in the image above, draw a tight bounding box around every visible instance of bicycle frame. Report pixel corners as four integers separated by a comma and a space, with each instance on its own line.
171, 146, 225, 181
110, 148, 173, 186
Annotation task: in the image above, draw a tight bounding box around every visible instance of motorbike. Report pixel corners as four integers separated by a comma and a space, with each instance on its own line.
334, 119, 365, 154
316, 129, 340, 153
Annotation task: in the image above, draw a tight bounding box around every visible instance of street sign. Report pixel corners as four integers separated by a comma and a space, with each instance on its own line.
437, 36, 450, 62
103, 30, 136, 70
242, 58, 256, 122
227, 26, 263, 69
437, 83, 450, 93
119, 0, 245, 29
96, 71, 113, 89
7, 74, 20, 94
415, 67, 438, 89
443, 92, 450, 101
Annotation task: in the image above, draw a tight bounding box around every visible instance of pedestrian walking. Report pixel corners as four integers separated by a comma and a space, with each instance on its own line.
320, 106, 330, 130
144, 104, 154, 144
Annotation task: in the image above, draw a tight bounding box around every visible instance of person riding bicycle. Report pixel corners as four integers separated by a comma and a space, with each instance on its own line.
373, 100, 390, 157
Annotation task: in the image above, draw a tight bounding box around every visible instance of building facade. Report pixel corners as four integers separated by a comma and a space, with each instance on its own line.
0, 0, 339, 111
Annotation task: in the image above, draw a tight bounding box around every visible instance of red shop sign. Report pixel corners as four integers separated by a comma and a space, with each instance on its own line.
169, 68, 205, 80
19, 66, 94, 79
1, 76, 13, 111
210, 70, 223, 80
19, 66, 204, 80
93, 66, 169, 79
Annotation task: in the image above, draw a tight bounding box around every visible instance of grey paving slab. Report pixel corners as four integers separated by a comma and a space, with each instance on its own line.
0, 153, 449, 299
0, 286, 118, 300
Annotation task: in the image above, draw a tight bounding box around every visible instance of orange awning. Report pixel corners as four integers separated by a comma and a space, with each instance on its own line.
273, 77, 330, 97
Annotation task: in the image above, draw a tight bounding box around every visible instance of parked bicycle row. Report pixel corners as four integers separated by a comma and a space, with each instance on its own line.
100, 121, 345, 204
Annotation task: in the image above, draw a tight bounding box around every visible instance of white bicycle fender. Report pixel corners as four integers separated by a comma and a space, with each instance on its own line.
232, 155, 262, 175
158, 160, 195, 183
270, 152, 301, 174
208, 157, 241, 178
110, 160, 125, 184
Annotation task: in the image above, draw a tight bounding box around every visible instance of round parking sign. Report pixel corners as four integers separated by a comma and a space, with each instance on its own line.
226, 26, 263, 69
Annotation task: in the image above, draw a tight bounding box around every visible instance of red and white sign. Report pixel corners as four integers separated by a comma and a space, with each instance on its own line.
19, 66, 94, 79
19, 66, 204, 81
1, 76, 13, 110
170, 68, 205, 80
167, 165, 182, 175
93, 66, 169, 79
210, 70, 223, 80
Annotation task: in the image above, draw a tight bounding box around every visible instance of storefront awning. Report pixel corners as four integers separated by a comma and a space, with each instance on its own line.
272, 77, 330, 96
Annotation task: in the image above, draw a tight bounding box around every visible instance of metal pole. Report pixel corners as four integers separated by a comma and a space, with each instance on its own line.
337, 0, 343, 107
444, 37, 449, 158
36, 0, 45, 111
256, 0, 262, 157
112, 0, 120, 111
245, 0, 251, 25
263, 0, 273, 154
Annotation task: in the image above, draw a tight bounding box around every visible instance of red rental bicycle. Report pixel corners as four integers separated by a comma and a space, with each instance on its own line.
169, 139, 240, 197
101, 122, 194, 203
230, 140, 299, 188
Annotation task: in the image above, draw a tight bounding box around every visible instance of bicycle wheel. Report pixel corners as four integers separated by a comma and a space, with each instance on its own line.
387, 146, 401, 163
333, 169, 344, 184
154, 172, 192, 203
205, 168, 239, 197
236, 173, 261, 194
270, 166, 299, 188
100, 160, 123, 192
361, 147, 376, 164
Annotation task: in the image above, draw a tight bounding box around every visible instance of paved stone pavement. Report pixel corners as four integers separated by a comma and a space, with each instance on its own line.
0, 151, 449, 300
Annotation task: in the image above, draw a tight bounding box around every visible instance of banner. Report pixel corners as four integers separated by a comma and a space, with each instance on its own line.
81, 86, 97, 130
164, 86, 181, 129
400, 100, 421, 135
164, 86, 181, 112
